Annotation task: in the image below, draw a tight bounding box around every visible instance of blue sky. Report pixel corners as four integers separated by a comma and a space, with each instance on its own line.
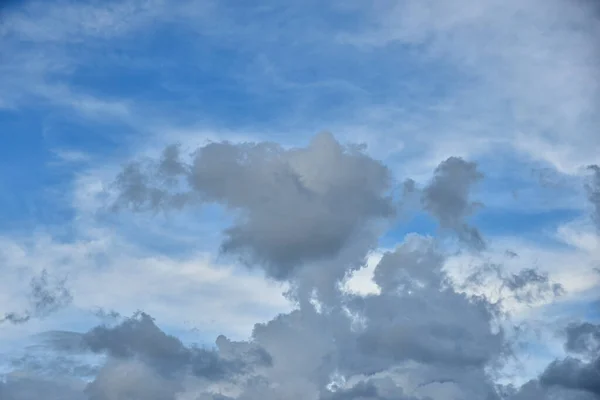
0, 1, 599, 399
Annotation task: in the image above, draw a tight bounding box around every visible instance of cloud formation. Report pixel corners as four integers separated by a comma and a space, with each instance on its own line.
113, 132, 395, 280
3, 134, 594, 400
422, 157, 485, 250
1, 269, 72, 325
1, 0, 599, 397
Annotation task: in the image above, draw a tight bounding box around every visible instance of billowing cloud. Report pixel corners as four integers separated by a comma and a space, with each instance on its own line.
113, 132, 395, 280
1, 0, 599, 398
2, 130, 597, 400
0, 133, 583, 400
422, 157, 485, 250
504, 320, 600, 399
565, 322, 600, 355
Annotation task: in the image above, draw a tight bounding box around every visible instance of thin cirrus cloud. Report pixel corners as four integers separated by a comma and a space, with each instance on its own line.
0, 0, 599, 400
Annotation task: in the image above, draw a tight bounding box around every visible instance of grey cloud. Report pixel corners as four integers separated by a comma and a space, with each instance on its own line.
463, 263, 564, 306
113, 133, 394, 280
506, 380, 599, 400
85, 359, 180, 400
29, 312, 275, 400
1, 269, 72, 325
586, 165, 600, 230
0, 375, 85, 400
540, 357, 600, 396
29, 269, 73, 317
501, 268, 564, 304
320, 380, 422, 400
422, 157, 485, 250
0, 311, 31, 324
8, 136, 599, 400
565, 322, 600, 355
508, 321, 600, 399
80, 312, 270, 380
355, 236, 505, 371
242, 234, 506, 400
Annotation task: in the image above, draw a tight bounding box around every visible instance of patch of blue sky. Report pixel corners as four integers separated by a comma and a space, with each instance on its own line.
379, 207, 581, 250
472, 208, 582, 240
473, 144, 584, 212
0, 111, 74, 231
44, 8, 478, 137
0, 106, 136, 234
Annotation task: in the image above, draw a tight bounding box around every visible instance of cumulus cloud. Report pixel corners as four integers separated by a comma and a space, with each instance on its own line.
422, 157, 485, 250
0, 133, 575, 399
113, 133, 395, 280
565, 322, 600, 355
1, 0, 599, 397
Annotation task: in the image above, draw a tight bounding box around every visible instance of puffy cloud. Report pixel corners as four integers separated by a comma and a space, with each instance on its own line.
504, 319, 600, 399
565, 322, 600, 355
540, 357, 600, 396
3, 134, 599, 400
422, 157, 485, 250
113, 133, 395, 280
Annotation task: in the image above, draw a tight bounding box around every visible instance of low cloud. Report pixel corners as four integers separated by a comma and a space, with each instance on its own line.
113, 132, 395, 280
1, 134, 597, 400
422, 157, 486, 250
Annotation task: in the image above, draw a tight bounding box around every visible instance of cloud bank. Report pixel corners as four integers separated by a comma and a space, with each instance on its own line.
2, 134, 597, 400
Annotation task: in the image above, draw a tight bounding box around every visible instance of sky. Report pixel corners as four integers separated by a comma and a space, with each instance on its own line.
0, 0, 599, 399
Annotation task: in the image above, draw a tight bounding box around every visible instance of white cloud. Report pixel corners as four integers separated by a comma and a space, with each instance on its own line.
0, 230, 292, 344
338, 0, 600, 173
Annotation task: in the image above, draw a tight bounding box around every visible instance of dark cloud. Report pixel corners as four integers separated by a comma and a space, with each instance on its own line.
24, 312, 275, 400
540, 357, 600, 396
565, 322, 600, 355
506, 321, 600, 399
354, 236, 505, 371
422, 157, 485, 250
1, 269, 72, 325
5, 134, 598, 400
113, 133, 395, 280
586, 165, 600, 230
79, 312, 271, 380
